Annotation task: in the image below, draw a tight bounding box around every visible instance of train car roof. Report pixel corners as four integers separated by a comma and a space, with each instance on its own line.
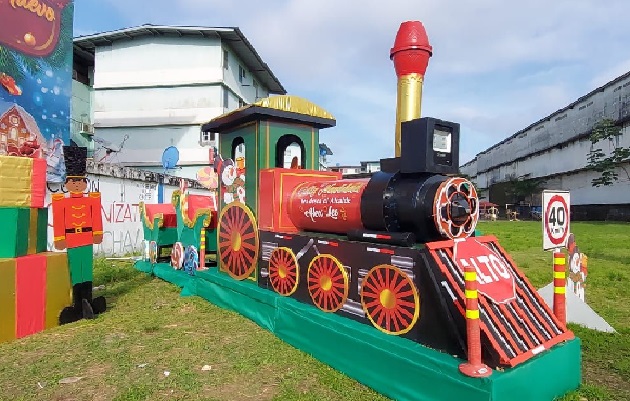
202, 95, 336, 132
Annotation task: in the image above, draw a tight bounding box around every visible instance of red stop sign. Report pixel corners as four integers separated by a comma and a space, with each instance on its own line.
454, 238, 516, 304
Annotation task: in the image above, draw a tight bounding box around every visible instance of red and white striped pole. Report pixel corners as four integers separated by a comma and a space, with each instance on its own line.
459, 264, 492, 378
553, 250, 566, 325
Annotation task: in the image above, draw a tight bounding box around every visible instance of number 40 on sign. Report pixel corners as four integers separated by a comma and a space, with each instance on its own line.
542, 190, 570, 251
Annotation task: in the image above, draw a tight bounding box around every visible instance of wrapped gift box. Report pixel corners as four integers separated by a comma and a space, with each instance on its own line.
0, 252, 71, 343
0, 155, 46, 208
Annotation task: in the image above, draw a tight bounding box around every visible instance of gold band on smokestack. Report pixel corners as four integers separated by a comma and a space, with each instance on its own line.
390, 22, 433, 157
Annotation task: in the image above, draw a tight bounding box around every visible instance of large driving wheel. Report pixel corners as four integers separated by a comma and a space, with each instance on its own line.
360, 264, 420, 335
307, 254, 349, 313
217, 202, 259, 280
268, 247, 299, 296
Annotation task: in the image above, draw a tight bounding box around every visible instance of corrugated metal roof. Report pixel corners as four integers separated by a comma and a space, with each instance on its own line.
73, 24, 286, 94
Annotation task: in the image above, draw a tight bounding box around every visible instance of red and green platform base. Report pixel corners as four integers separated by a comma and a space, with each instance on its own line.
134, 260, 581, 401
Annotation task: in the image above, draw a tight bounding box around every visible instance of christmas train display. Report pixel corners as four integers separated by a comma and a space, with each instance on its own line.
136, 20, 581, 401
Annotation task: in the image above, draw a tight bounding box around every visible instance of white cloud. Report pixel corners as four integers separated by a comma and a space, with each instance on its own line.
86, 0, 630, 166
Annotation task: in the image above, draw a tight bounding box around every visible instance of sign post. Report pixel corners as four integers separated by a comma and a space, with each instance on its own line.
542, 190, 570, 325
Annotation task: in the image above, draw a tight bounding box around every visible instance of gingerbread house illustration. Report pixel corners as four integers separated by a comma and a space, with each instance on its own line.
0, 101, 45, 158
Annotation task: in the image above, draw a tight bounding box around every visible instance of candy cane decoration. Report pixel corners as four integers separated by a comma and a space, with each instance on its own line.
236, 186, 246, 203
171, 242, 184, 269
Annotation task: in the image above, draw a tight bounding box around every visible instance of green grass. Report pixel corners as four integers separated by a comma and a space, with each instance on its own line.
0, 222, 629, 400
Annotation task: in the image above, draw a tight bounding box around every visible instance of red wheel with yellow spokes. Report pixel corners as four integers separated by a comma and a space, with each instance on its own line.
268, 247, 299, 296
217, 202, 259, 280
360, 264, 420, 335
307, 254, 348, 313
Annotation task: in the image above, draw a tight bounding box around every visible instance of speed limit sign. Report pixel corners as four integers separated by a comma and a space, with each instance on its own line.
542, 190, 570, 250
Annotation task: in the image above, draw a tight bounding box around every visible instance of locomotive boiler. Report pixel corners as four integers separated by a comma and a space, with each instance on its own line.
286, 119, 479, 245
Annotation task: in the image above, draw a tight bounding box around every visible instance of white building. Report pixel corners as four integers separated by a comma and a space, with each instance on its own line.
461, 71, 630, 220
361, 160, 381, 173
72, 25, 286, 179
328, 160, 380, 176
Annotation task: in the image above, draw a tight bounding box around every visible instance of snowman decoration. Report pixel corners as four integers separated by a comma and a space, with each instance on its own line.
221, 160, 246, 204
567, 233, 588, 302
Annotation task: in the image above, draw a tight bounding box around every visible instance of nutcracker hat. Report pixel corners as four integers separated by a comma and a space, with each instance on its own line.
63, 146, 88, 179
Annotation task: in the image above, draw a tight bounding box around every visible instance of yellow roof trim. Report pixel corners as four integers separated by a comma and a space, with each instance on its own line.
253, 95, 335, 120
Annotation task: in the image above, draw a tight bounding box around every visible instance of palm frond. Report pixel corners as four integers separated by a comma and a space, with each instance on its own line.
0, 47, 28, 81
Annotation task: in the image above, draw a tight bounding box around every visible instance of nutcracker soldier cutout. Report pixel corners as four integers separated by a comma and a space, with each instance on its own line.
52, 146, 107, 323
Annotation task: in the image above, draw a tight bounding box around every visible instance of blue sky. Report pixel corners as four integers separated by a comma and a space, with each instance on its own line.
74, 0, 630, 166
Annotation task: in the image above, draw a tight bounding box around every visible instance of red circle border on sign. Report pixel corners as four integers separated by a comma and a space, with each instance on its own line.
545, 195, 569, 246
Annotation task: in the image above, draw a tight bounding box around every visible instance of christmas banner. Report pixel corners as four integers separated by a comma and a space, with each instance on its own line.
0, 0, 74, 182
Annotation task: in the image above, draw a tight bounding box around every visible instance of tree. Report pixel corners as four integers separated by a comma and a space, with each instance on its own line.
586, 118, 630, 187
504, 176, 547, 204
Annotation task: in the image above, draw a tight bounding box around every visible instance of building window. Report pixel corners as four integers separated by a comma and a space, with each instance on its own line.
239, 99, 245, 108
223, 49, 229, 70
9, 127, 17, 140
239, 65, 246, 83
200, 131, 216, 146
223, 87, 229, 108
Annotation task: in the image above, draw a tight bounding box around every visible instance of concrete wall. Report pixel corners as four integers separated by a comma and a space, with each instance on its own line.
94, 124, 209, 170
45, 163, 214, 257
222, 43, 269, 103
93, 36, 223, 89
71, 80, 92, 124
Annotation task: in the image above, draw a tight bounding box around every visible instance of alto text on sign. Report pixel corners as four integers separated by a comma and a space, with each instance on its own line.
454, 238, 516, 304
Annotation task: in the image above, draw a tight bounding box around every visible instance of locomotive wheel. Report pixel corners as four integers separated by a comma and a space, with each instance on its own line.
268, 247, 299, 296
217, 202, 259, 280
307, 254, 349, 313
360, 264, 419, 335
433, 177, 479, 239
